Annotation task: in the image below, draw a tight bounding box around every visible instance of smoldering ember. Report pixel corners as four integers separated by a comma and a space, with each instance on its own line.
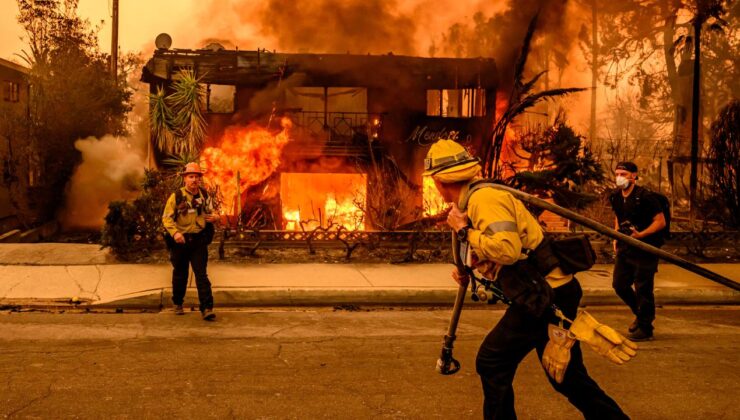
0, 1, 738, 419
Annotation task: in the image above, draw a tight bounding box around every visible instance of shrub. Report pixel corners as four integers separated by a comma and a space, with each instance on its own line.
101, 169, 178, 260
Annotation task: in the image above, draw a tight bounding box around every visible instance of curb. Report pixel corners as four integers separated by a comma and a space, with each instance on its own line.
4, 287, 736, 310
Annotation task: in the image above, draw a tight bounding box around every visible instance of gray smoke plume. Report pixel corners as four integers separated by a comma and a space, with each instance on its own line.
59, 135, 146, 230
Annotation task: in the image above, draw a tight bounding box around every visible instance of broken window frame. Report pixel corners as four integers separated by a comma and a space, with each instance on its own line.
205, 84, 236, 114
426, 88, 486, 118
3, 81, 20, 103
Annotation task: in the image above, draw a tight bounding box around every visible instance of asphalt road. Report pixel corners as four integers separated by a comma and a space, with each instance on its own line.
0, 306, 738, 419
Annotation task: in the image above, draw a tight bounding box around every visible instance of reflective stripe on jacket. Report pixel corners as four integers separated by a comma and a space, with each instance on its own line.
459, 180, 572, 288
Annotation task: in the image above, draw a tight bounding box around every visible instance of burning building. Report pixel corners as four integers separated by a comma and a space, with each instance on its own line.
142, 41, 498, 231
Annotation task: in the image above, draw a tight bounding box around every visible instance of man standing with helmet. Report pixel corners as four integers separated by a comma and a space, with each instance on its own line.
609, 162, 667, 341
162, 162, 219, 320
425, 139, 629, 419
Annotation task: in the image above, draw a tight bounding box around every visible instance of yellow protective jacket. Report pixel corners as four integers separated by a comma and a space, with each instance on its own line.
162, 187, 213, 237
459, 181, 572, 289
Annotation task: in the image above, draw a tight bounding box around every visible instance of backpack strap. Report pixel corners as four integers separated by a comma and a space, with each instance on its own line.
175, 188, 184, 204
171, 188, 184, 220
460, 179, 500, 211
608, 188, 621, 207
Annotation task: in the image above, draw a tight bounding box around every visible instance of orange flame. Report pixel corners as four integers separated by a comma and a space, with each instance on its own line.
495, 93, 520, 178
201, 118, 292, 214
280, 173, 366, 231
423, 176, 448, 216
324, 195, 365, 230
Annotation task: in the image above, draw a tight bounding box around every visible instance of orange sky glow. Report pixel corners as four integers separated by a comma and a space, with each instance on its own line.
0, 0, 284, 62
0, 0, 506, 62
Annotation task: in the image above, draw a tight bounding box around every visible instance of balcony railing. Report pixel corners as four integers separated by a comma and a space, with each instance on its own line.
283, 111, 384, 157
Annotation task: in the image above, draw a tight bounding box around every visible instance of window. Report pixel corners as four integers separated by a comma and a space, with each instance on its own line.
285, 87, 368, 113
206, 84, 235, 113
284, 87, 369, 136
426, 88, 486, 118
3, 81, 20, 103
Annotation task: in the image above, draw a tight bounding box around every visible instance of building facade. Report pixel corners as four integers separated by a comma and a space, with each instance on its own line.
0, 57, 43, 232
142, 47, 499, 229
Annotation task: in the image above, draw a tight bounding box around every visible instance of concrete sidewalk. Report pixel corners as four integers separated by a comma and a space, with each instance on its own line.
0, 244, 738, 308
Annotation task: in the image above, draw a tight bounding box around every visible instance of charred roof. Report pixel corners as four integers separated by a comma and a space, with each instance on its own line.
142, 48, 498, 89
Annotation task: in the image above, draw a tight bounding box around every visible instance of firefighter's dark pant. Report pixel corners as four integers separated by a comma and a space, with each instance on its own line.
169, 232, 214, 312
475, 279, 628, 420
612, 253, 657, 333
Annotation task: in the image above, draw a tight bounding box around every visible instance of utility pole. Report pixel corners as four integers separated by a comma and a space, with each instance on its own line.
110, 0, 119, 81
689, 17, 701, 224
590, 0, 598, 144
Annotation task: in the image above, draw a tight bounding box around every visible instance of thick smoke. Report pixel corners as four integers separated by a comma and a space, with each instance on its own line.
258, 0, 417, 55
59, 136, 146, 230
187, 0, 579, 86
430, 0, 592, 130
189, 0, 501, 56
434, 1, 573, 85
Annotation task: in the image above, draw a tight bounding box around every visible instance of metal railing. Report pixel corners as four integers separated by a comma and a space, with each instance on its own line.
286, 111, 382, 140
217, 229, 739, 259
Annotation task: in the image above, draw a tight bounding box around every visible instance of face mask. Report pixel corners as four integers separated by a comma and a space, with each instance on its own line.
615, 175, 631, 189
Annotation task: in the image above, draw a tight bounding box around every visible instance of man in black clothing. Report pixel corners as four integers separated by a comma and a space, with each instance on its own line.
609, 161, 666, 341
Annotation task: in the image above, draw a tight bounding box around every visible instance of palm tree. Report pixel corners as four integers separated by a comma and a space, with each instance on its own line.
148, 69, 207, 156
481, 14, 586, 179
168, 69, 207, 155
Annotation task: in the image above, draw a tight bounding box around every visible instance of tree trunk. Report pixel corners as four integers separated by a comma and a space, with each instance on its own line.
689, 18, 701, 223
590, 0, 598, 143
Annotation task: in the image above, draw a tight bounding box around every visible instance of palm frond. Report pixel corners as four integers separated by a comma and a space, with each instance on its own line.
149, 86, 176, 153
161, 152, 201, 171
167, 69, 207, 155
519, 70, 548, 97
511, 12, 539, 96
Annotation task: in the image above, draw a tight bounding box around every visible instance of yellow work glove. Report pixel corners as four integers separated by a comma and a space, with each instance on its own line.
569, 310, 638, 365
542, 324, 576, 384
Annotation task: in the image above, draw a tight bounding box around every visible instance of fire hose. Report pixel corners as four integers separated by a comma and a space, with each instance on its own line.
437, 183, 740, 375
491, 183, 740, 292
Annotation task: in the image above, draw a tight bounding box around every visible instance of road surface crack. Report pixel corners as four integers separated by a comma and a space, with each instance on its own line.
0, 282, 21, 299
274, 344, 290, 366
353, 267, 374, 287
90, 265, 103, 300
6, 382, 52, 419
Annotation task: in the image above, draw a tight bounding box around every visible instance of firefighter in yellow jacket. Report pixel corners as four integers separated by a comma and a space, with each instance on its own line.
162, 162, 219, 320
425, 139, 628, 419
